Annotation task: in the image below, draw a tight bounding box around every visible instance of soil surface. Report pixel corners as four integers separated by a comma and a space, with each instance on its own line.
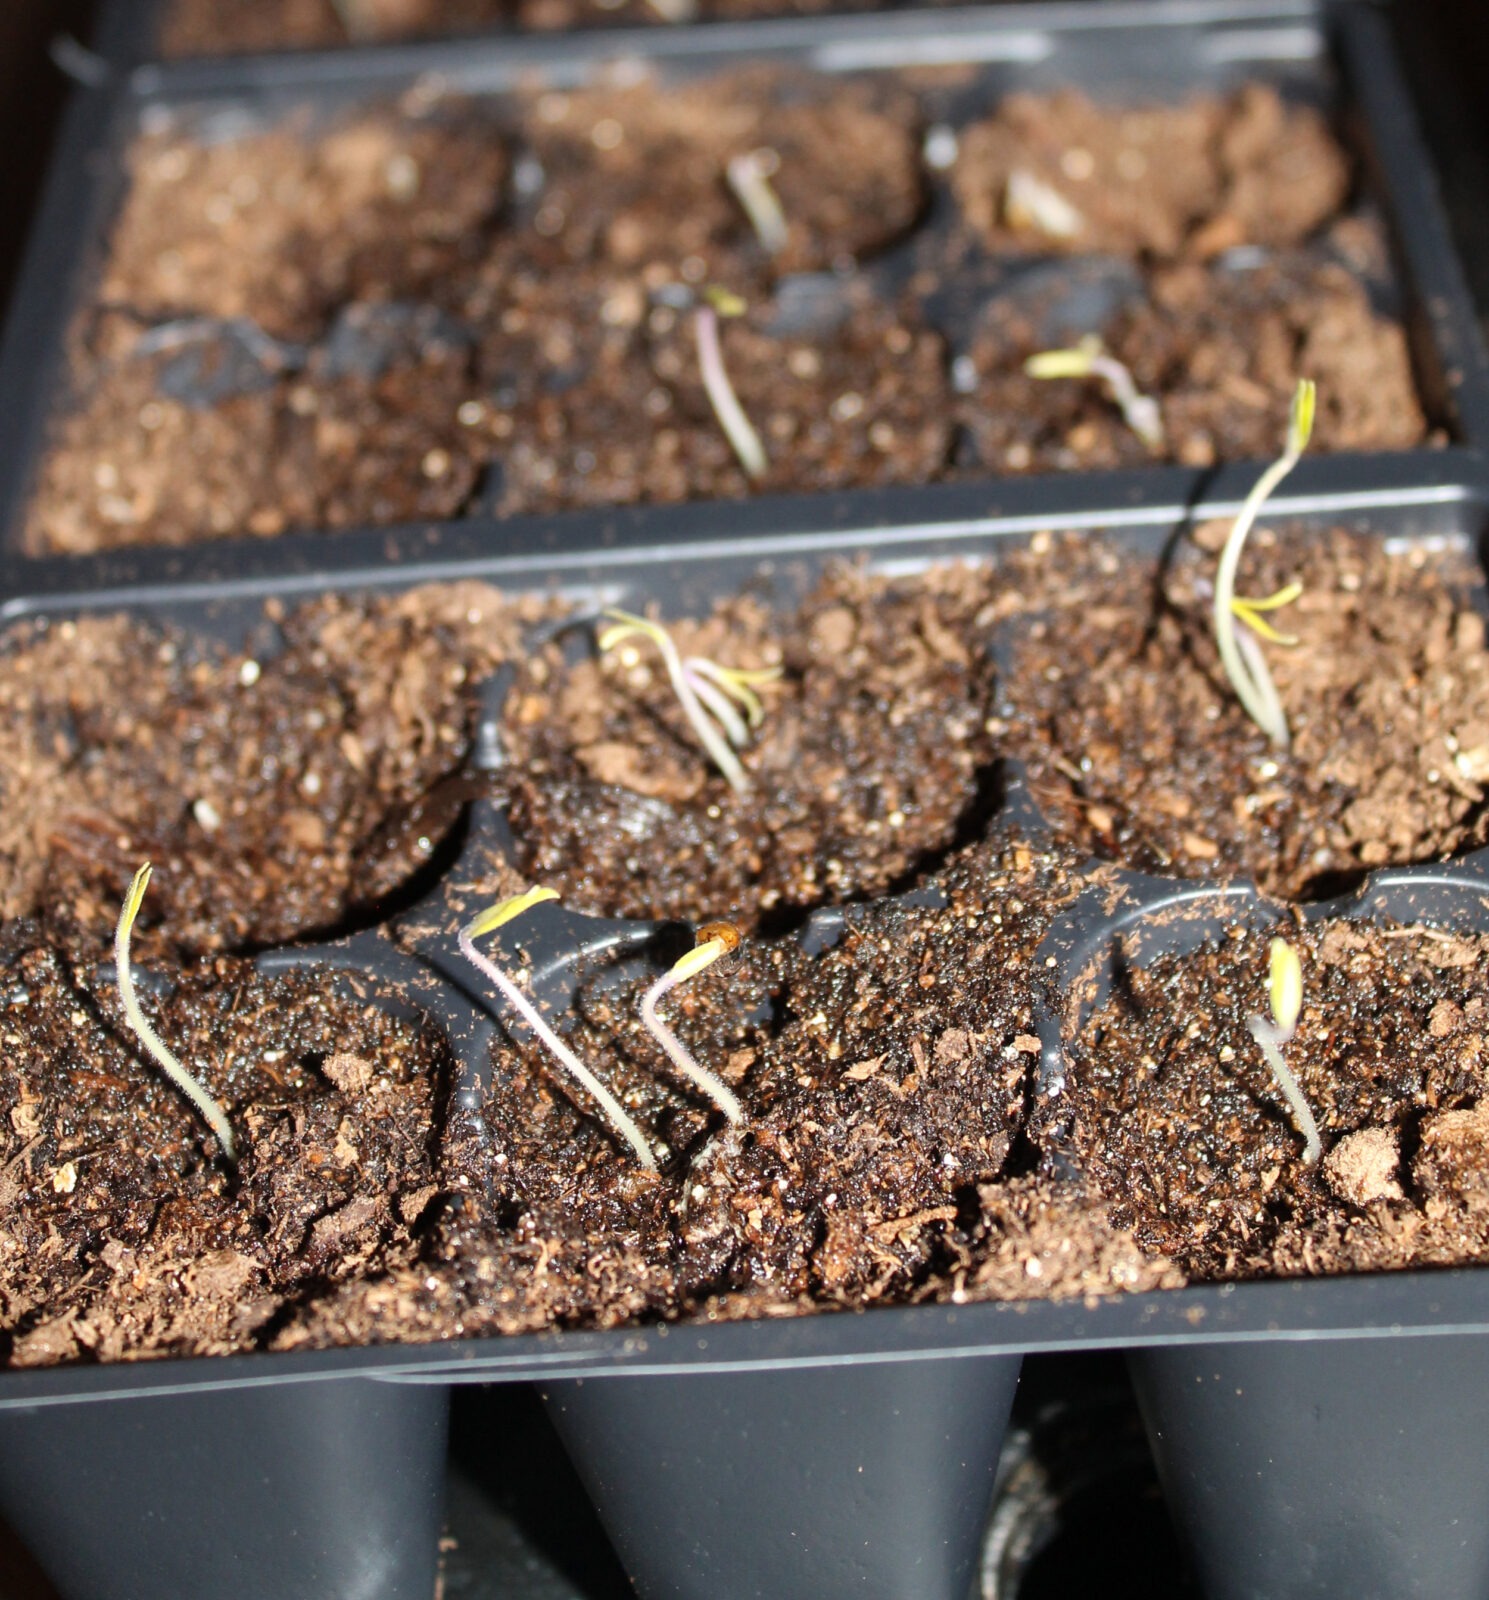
6, 549, 1488, 1371
27, 74, 1429, 554
0, 567, 1170, 1369
280, 827, 1179, 1350
0, 582, 550, 954
1062, 918, 1489, 1282
953, 85, 1351, 261
1003, 526, 1489, 899
497, 561, 1002, 929
0, 932, 451, 1367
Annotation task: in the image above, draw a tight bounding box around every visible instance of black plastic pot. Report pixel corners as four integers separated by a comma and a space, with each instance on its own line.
2, 0, 1487, 588
0, 475, 1486, 1599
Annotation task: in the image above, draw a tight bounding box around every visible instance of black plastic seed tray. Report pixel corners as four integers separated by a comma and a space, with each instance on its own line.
2, 459, 1489, 1600
90, 0, 1108, 66
2, 0, 1487, 585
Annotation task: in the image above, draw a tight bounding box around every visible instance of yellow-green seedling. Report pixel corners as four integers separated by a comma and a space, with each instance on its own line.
726, 149, 789, 256
694, 300, 767, 481
1212, 378, 1316, 750
639, 922, 746, 1124
1024, 336, 1164, 451
113, 863, 236, 1162
1245, 935, 1322, 1165
598, 607, 782, 796
460, 887, 657, 1170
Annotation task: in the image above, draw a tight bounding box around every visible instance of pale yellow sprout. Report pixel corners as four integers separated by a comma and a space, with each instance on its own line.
113, 863, 236, 1162
1024, 335, 1164, 450
1213, 379, 1316, 750
598, 608, 781, 795
1246, 934, 1321, 1165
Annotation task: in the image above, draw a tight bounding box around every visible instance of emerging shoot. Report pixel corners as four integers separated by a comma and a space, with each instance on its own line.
598, 607, 781, 795
1245, 935, 1322, 1165
640, 922, 746, 1124
1212, 378, 1316, 750
1004, 169, 1085, 240
113, 863, 236, 1162
460, 888, 657, 1171
1024, 336, 1165, 451
694, 302, 768, 481
726, 149, 789, 257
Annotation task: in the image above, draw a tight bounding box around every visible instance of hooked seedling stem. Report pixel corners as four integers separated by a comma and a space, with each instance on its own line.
1024, 336, 1164, 451
726, 150, 789, 256
640, 923, 746, 1123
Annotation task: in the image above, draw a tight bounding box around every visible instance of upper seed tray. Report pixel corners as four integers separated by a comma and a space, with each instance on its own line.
2, 0, 1486, 590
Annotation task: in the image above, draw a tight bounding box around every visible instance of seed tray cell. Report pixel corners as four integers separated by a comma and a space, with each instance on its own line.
2, 466, 1489, 1599
2, 1, 1486, 582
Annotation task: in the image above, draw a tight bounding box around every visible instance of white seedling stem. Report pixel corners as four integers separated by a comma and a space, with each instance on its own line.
1246, 936, 1321, 1165
461, 890, 657, 1171
114, 863, 236, 1162
695, 306, 768, 482
1212, 379, 1316, 750
598, 609, 779, 796
726, 151, 789, 256
639, 926, 745, 1124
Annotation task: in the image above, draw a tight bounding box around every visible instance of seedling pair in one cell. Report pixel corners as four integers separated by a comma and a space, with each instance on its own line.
461, 889, 744, 1171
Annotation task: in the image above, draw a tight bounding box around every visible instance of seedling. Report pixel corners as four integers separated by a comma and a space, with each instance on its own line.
1004, 168, 1085, 240
726, 150, 789, 257
694, 300, 768, 481
597, 607, 782, 795
113, 863, 236, 1162
460, 887, 657, 1170
1246, 935, 1322, 1165
1212, 378, 1316, 750
640, 922, 746, 1124
1024, 336, 1165, 450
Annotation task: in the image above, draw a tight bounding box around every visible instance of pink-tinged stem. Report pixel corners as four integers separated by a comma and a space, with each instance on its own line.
640, 967, 744, 1124
459, 927, 657, 1170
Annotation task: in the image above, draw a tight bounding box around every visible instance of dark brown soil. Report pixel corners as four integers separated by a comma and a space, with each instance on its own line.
1002, 526, 1489, 899
0, 932, 449, 1367
26, 73, 1429, 554
5, 549, 1489, 1370
497, 561, 1002, 928
1063, 918, 1489, 1282
964, 235, 1425, 473
0, 582, 549, 954
279, 827, 1179, 1350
